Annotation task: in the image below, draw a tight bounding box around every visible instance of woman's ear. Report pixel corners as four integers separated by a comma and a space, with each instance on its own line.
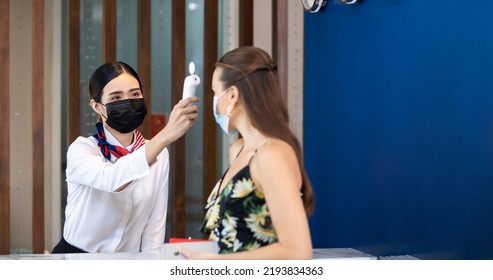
228, 86, 240, 104
90, 99, 102, 115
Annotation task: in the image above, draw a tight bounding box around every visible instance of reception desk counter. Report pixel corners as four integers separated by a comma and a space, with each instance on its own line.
0, 247, 376, 260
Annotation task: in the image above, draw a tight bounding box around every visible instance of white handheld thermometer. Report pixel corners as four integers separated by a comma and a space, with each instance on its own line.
182, 62, 201, 100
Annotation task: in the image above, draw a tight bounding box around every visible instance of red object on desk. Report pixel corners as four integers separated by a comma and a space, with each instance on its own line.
169, 237, 208, 243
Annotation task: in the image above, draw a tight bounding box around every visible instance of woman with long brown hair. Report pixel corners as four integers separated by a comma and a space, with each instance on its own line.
179, 46, 314, 259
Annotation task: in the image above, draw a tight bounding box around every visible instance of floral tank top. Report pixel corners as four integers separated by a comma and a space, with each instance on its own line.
200, 144, 278, 254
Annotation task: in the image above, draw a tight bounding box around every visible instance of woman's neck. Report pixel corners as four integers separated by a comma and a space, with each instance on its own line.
236, 119, 269, 151
104, 124, 134, 147
230, 107, 270, 150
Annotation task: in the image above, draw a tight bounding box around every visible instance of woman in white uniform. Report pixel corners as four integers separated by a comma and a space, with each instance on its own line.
52, 61, 199, 253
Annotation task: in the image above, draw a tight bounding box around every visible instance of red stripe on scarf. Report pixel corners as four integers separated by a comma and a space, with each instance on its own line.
94, 122, 146, 160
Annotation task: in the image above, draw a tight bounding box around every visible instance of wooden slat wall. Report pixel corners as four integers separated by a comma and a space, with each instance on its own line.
0, 0, 287, 253
68, 0, 80, 144
32, 0, 45, 254
203, 0, 219, 207
171, 0, 186, 238
239, 0, 254, 46
103, 0, 116, 63
0, 0, 10, 255
138, 0, 151, 138
272, 0, 288, 103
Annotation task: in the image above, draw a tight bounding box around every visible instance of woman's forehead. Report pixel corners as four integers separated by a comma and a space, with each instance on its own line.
102, 73, 139, 95
212, 68, 224, 89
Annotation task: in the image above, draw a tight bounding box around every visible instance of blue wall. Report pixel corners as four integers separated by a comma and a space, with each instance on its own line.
304, 0, 493, 260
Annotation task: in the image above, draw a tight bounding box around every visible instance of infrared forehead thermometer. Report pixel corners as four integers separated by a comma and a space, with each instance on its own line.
182, 62, 201, 100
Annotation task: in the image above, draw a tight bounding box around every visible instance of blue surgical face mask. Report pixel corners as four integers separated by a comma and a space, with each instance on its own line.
213, 88, 237, 135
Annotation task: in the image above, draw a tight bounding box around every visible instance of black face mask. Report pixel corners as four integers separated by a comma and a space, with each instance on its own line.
102, 98, 148, 133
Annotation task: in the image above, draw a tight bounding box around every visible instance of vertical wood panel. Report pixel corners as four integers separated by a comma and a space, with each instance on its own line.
171, 0, 186, 238
138, 0, 151, 138
103, 0, 116, 62
203, 0, 219, 208
239, 0, 253, 46
68, 0, 80, 144
0, 0, 10, 255
286, 0, 304, 143
273, 0, 288, 102
32, 0, 45, 254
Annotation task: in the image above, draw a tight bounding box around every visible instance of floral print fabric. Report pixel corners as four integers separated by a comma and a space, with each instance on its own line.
200, 165, 278, 253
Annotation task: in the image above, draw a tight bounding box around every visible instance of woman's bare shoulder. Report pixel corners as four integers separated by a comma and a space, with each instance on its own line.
257, 139, 295, 163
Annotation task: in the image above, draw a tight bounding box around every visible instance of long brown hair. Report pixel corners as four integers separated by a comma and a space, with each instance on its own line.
216, 46, 314, 215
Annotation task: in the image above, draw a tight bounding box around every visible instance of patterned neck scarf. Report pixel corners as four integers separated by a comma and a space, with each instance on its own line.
93, 122, 146, 161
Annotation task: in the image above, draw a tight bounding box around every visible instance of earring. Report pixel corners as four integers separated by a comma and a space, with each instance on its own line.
227, 104, 234, 117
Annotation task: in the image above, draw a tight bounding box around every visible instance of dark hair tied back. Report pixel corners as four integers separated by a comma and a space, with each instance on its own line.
89, 61, 142, 103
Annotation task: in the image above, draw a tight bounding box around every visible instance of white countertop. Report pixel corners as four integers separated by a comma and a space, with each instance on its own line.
0, 247, 376, 260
